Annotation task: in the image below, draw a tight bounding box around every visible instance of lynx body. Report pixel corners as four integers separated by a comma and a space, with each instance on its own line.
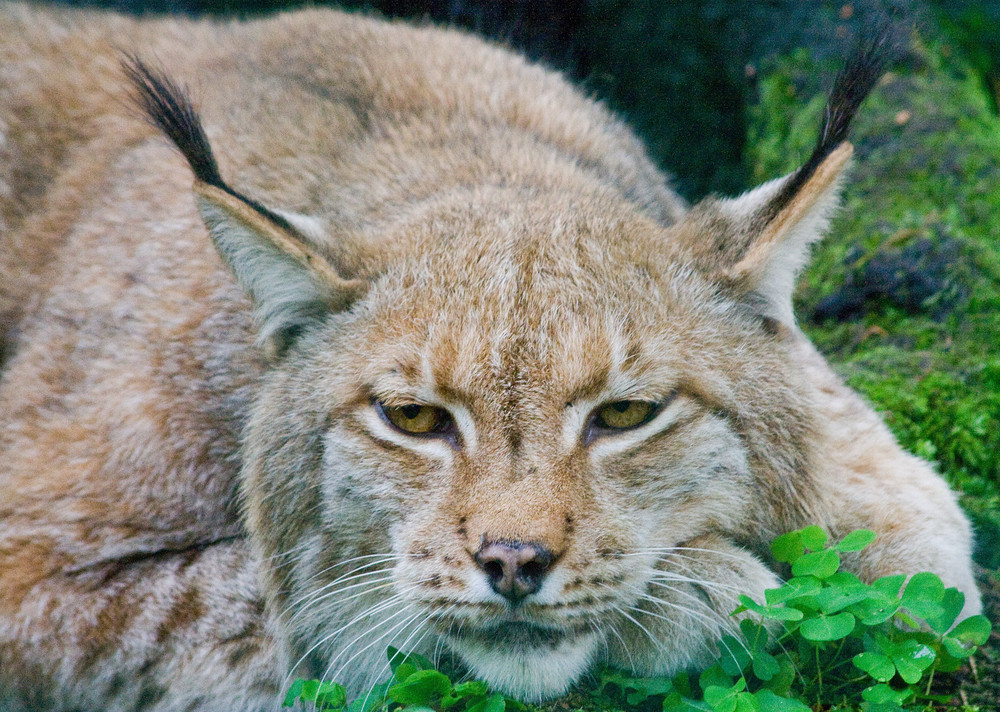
0, 4, 979, 711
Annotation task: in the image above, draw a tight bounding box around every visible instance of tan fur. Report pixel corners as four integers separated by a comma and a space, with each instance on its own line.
0, 4, 979, 711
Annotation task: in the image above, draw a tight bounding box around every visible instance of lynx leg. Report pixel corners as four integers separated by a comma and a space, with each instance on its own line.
797, 337, 981, 617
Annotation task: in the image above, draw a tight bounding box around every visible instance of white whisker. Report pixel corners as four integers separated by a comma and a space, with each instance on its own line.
612, 603, 668, 656
649, 569, 745, 594
325, 607, 424, 685
282, 584, 423, 692
285, 575, 397, 625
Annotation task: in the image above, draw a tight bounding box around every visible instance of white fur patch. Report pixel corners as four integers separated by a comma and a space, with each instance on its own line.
445, 632, 599, 702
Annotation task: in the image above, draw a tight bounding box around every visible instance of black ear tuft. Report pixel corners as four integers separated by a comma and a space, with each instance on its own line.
122, 54, 294, 231
121, 54, 226, 190
760, 20, 901, 221
810, 20, 901, 169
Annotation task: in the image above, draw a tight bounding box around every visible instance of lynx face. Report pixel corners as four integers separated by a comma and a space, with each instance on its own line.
236, 190, 814, 698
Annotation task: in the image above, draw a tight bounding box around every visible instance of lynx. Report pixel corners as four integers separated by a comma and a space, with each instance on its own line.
0, 4, 980, 711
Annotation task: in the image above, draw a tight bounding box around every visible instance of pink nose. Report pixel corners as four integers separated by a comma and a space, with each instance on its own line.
474, 540, 553, 605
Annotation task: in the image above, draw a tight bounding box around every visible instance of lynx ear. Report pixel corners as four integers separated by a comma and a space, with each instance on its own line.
679, 27, 895, 326
191, 182, 367, 353
123, 56, 366, 355
711, 142, 853, 325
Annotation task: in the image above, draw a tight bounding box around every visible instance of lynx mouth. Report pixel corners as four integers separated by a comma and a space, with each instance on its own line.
443, 620, 589, 650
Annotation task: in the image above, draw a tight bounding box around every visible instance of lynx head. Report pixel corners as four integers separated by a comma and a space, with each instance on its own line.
126, 32, 890, 701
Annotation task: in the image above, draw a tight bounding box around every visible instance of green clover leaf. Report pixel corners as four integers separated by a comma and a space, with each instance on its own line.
798, 611, 856, 641
834, 529, 876, 552
799, 526, 828, 551
764, 577, 821, 606
853, 651, 896, 682
283, 679, 305, 708
347, 681, 391, 712
751, 689, 810, 712
388, 670, 452, 705
791, 549, 840, 579
815, 580, 873, 614
943, 614, 992, 657
870, 574, 906, 599
751, 650, 781, 681
770, 532, 805, 564
718, 635, 752, 676
698, 663, 735, 694
315, 682, 347, 709
452, 681, 489, 698
926, 588, 965, 633
465, 694, 505, 712
900, 572, 945, 620
387, 647, 433, 674
736, 595, 803, 621
704, 678, 752, 712
862, 682, 911, 707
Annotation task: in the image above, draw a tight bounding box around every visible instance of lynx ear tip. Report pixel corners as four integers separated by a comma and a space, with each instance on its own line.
816, 19, 902, 156
120, 54, 226, 191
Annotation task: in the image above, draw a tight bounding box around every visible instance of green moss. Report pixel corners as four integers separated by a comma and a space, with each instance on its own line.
747, 40, 1000, 568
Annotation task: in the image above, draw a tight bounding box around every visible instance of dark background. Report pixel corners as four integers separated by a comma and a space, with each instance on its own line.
46, 0, 1000, 201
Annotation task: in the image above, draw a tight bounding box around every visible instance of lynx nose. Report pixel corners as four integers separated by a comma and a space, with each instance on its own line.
474, 540, 554, 605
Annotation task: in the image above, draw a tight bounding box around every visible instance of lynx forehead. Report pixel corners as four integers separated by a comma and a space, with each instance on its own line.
0, 4, 980, 711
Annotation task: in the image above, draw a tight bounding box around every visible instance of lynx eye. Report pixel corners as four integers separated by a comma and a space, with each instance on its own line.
593, 400, 658, 431
377, 402, 454, 436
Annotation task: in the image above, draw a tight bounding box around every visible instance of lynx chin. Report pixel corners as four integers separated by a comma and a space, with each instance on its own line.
0, 4, 980, 711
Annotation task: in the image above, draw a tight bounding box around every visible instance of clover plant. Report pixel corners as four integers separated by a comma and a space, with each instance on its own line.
600, 527, 992, 712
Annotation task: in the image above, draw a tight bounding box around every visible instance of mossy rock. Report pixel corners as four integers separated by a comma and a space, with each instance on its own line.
746, 39, 1000, 570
